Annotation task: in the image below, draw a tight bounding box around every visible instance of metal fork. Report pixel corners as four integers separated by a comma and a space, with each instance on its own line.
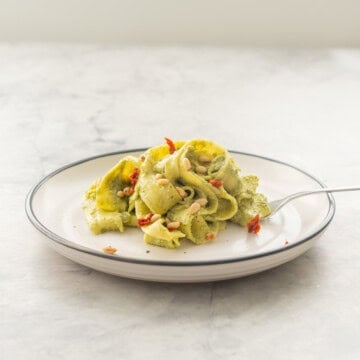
264, 186, 360, 218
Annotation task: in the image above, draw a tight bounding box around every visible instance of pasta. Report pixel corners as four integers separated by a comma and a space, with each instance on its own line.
83, 139, 271, 249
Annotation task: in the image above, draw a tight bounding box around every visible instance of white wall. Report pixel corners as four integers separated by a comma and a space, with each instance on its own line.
1, 0, 359, 46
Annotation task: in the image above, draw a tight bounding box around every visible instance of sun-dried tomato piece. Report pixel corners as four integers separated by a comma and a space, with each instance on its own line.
126, 167, 140, 195
129, 167, 139, 186
137, 213, 154, 227
164, 137, 176, 154
103, 246, 117, 255
209, 179, 223, 188
247, 214, 261, 234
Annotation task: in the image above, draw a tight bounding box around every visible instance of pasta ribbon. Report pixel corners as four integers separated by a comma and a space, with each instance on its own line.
83, 139, 271, 249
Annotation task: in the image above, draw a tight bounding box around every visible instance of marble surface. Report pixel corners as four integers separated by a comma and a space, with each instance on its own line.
1, 44, 360, 359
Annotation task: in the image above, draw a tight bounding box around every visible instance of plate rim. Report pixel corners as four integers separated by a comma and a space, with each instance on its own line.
25, 149, 336, 267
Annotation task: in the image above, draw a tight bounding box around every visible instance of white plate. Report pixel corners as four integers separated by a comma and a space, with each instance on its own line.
26, 150, 335, 283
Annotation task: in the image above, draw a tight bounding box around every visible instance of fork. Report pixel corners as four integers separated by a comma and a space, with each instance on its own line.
264, 186, 360, 218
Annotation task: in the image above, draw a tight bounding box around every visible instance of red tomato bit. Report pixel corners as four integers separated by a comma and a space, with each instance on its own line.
129, 167, 140, 187
165, 137, 176, 154
126, 167, 140, 195
209, 179, 223, 188
247, 214, 261, 234
137, 213, 154, 227
103, 246, 117, 255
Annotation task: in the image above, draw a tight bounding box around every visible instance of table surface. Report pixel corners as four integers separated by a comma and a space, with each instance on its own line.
1, 44, 360, 359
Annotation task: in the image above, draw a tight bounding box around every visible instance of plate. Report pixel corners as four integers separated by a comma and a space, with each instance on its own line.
26, 150, 335, 283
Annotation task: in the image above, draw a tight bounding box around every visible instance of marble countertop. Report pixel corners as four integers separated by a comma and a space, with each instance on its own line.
1, 44, 360, 359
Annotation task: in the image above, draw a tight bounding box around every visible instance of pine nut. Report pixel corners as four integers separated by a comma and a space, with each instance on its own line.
195, 198, 208, 206
176, 186, 187, 198
117, 190, 125, 198
189, 202, 201, 214
155, 173, 163, 180
182, 157, 192, 171
199, 155, 211, 163
123, 187, 131, 196
165, 218, 171, 225
167, 221, 180, 230
151, 214, 161, 222
157, 178, 169, 185
196, 165, 207, 174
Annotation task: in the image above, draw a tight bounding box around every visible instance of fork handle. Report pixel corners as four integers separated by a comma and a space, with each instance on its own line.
271, 186, 360, 216
292, 186, 360, 198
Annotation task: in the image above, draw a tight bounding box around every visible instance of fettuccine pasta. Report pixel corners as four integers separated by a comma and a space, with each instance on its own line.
83, 139, 271, 249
